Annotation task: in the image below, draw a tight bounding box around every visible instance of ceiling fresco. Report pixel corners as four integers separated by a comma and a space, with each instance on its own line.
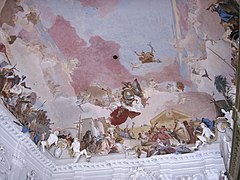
0, 0, 238, 161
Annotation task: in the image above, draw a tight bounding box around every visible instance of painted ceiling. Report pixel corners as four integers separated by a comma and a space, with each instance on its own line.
0, 0, 235, 131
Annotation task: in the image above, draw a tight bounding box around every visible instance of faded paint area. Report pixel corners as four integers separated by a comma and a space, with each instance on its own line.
80, 0, 121, 17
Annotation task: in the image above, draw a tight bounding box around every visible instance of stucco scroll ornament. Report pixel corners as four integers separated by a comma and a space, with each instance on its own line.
129, 166, 157, 180
175, 174, 205, 180
0, 143, 11, 175
12, 148, 26, 168
204, 169, 219, 180
155, 174, 173, 180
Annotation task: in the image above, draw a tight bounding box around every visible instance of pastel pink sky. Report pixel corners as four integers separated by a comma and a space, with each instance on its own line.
48, 15, 133, 92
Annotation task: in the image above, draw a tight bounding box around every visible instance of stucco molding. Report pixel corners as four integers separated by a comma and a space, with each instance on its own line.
54, 149, 222, 172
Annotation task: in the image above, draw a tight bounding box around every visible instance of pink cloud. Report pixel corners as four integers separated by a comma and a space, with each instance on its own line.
47, 15, 133, 92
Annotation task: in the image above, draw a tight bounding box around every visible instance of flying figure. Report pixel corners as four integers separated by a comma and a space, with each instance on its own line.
132, 42, 161, 69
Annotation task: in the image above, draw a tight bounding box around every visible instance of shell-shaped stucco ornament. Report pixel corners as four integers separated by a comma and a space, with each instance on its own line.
129, 167, 157, 180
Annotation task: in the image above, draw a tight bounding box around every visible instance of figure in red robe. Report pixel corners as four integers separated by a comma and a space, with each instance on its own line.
110, 106, 140, 125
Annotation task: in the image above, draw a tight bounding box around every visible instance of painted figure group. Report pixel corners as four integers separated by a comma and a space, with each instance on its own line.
35, 113, 223, 163
0, 64, 52, 146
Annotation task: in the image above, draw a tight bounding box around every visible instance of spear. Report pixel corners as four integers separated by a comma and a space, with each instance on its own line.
207, 47, 236, 72
37, 100, 47, 110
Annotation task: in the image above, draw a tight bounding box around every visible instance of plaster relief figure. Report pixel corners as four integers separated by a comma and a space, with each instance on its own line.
54, 139, 68, 158
41, 130, 59, 153
221, 109, 233, 129
194, 123, 215, 149
71, 138, 91, 163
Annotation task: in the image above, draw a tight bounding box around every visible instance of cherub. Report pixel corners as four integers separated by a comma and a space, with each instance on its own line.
132, 42, 161, 69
